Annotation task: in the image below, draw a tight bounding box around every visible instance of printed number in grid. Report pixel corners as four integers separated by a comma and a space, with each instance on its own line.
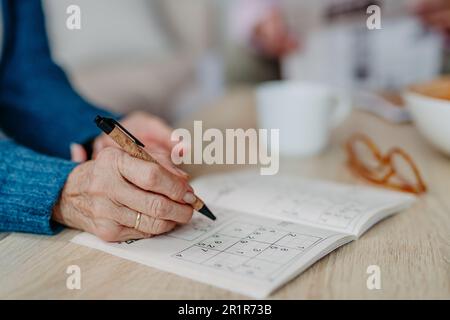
173, 221, 324, 280
275, 232, 321, 250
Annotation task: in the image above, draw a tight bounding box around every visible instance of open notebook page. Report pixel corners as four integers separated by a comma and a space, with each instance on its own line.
72, 207, 350, 298
191, 171, 416, 237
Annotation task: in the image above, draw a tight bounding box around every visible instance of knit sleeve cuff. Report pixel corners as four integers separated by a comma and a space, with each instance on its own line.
0, 141, 77, 235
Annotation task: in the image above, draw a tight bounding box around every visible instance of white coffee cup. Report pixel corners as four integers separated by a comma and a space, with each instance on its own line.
256, 81, 352, 156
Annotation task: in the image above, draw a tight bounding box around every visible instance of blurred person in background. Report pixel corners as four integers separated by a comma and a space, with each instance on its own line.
414, 0, 450, 36
230, 0, 450, 85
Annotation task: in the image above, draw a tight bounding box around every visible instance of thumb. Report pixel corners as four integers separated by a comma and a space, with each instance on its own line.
70, 143, 88, 163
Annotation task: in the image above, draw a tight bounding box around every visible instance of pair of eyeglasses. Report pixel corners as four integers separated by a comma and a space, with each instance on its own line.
345, 134, 427, 194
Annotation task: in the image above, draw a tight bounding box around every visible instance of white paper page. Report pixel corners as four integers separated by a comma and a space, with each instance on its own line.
192, 171, 415, 236
72, 207, 348, 298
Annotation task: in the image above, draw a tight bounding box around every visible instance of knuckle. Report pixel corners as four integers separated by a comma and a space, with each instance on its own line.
90, 148, 124, 195
151, 219, 170, 235
87, 175, 105, 195
145, 165, 160, 188
111, 205, 124, 221
97, 147, 120, 163
149, 218, 162, 234
171, 181, 186, 200
150, 197, 169, 218
181, 206, 194, 223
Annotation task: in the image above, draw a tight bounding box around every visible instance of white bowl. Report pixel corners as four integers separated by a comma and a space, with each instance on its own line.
403, 88, 450, 156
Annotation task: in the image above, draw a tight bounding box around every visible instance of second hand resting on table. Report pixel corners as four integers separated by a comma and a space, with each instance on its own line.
52, 111, 195, 242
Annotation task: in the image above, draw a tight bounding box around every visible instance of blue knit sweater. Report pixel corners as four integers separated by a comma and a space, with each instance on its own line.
0, 0, 115, 234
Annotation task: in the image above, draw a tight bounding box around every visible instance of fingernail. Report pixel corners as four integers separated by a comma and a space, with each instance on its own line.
93, 137, 106, 152
70, 143, 84, 163
183, 192, 196, 204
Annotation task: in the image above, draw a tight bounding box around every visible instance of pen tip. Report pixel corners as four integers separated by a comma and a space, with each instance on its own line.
199, 205, 216, 221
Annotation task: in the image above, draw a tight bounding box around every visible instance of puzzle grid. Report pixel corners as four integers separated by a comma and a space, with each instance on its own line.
261, 190, 366, 229
172, 221, 323, 280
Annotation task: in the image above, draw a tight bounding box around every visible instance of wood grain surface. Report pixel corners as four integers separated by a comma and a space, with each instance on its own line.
0, 88, 449, 299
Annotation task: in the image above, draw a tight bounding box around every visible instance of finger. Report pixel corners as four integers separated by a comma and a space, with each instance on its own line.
94, 133, 188, 179
115, 183, 193, 224
110, 204, 176, 235
117, 152, 195, 203
137, 215, 177, 235
109, 203, 141, 228
115, 227, 151, 242
147, 145, 190, 179
92, 135, 109, 159
70, 143, 87, 163
138, 116, 176, 151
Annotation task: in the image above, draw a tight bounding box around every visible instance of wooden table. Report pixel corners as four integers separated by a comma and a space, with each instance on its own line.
1, 88, 449, 299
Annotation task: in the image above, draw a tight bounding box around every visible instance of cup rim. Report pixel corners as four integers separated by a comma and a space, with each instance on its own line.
256, 80, 338, 95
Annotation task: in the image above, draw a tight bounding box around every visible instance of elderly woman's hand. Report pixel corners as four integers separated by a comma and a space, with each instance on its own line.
53, 147, 194, 242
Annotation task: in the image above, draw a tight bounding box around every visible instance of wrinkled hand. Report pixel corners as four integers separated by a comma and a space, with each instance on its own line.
252, 8, 298, 58
71, 111, 188, 179
413, 0, 450, 34
53, 147, 195, 242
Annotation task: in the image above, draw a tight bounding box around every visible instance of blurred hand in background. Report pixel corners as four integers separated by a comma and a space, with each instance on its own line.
251, 7, 298, 58
413, 0, 450, 35
231, 0, 297, 60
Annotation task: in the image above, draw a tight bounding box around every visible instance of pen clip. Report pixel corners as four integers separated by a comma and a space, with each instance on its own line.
111, 119, 145, 148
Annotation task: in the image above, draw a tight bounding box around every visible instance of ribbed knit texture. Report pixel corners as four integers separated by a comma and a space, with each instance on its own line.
0, 140, 76, 234
0, 0, 117, 235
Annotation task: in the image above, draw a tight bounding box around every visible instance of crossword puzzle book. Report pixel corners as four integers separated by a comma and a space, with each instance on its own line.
72, 171, 415, 298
